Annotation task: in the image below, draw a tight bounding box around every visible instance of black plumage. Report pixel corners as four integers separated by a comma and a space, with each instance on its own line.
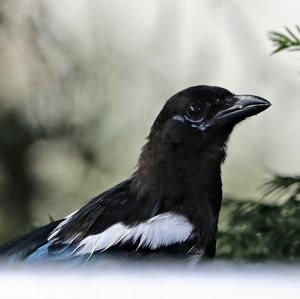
0, 85, 270, 262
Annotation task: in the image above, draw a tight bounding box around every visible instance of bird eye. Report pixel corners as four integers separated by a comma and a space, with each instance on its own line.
185, 104, 202, 121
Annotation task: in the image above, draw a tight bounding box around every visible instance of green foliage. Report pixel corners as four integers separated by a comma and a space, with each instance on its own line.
217, 176, 300, 261
269, 25, 300, 54
264, 174, 300, 200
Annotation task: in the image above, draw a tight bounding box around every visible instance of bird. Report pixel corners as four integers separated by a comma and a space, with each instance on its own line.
0, 85, 270, 263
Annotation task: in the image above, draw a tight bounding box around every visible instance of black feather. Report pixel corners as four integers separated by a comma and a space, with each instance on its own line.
0, 220, 61, 261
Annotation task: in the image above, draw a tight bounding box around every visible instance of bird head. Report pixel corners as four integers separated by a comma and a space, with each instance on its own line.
134, 85, 271, 199
150, 85, 271, 149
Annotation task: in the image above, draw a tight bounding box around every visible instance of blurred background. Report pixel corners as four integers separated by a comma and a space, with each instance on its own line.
0, 0, 299, 260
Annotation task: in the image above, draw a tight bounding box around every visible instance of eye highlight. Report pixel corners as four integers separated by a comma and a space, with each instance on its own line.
185, 103, 202, 121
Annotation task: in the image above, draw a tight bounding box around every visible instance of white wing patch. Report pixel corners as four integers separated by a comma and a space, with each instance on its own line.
73, 213, 194, 256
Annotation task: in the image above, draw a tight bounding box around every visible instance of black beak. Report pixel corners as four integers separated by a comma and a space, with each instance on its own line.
212, 95, 271, 127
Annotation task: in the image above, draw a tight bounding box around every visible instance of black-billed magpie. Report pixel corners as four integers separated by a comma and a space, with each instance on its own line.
0, 85, 270, 263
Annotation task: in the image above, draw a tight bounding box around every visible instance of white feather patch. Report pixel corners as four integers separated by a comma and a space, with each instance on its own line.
74, 213, 194, 256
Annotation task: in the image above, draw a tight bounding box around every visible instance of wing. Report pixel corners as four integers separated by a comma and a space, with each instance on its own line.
1, 178, 195, 263
26, 178, 195, 262
0, 178, 133, 262
0, 220, 62, 261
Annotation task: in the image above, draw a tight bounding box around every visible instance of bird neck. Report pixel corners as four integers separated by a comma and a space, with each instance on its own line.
132, 137, 226, 217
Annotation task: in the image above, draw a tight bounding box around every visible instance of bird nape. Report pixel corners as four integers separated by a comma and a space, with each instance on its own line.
0, 85, 271, 264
